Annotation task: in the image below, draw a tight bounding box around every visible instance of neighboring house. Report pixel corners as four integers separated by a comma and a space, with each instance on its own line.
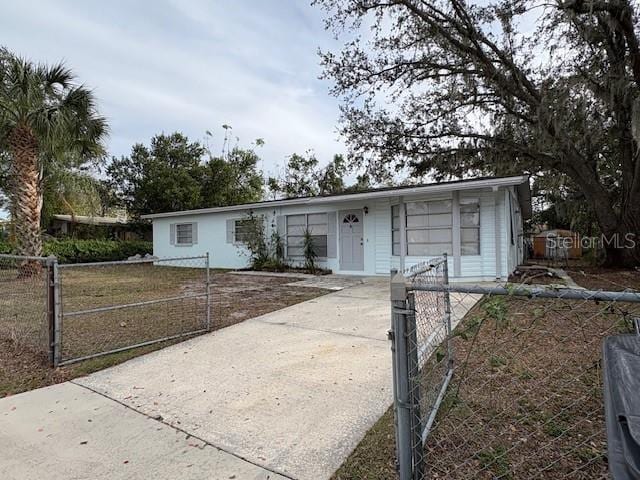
142, 175, 531, 282
49, 214, 150, 241
533, 229, 582, 260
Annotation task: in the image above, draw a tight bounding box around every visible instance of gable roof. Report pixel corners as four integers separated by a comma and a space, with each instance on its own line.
141, 175, 531, 220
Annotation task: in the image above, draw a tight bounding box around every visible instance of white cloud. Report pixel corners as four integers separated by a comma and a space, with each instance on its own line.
1, 0, 345, 175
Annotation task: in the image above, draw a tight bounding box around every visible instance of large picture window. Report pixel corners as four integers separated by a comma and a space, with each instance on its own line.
460, 199, 480, 255
286, 213, 328, 258
406, 200, 452, 256
392, 201, 453, 256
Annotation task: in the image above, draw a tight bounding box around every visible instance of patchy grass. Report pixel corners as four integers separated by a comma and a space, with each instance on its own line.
331, 407, 397, 480
334, 268, 639, 480
0, 266, 327, 398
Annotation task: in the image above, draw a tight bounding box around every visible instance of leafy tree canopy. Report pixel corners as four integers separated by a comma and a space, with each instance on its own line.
107, 131, 264, 216
0, 46, 107, 256
268, 152, 351, 198
315, 0, 640, 265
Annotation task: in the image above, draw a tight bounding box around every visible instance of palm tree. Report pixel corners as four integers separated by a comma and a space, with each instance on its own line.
0, 48, 107, 258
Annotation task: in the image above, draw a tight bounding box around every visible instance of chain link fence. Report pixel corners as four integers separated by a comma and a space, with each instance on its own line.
56, 255, 211, 366
390, 255, 640, 479
0, 254, 54, 362
1, 253, 213, 367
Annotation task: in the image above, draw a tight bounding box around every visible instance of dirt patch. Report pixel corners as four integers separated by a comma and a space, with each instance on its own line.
0, 269, 328, 398
212, 273, 327, 329
565, 266, 640, 291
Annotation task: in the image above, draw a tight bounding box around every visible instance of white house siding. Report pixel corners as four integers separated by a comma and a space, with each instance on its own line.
267, 200, 377, 275
152, 200, 378, 274
459, 189, 501, 280
505, 187, 525, 275
377, 187, 513, 281
149, 183, 526, 280
153, 211, 252, 269
374, 198, 392, 275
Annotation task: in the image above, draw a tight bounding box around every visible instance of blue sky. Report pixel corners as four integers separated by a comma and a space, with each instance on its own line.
1, 0, 345, 177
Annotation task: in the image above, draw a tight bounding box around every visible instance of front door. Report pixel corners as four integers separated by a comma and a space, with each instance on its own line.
340, 210, 364, 271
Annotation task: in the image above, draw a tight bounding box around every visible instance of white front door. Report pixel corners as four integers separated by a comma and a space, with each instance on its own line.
339, 210, 364, 271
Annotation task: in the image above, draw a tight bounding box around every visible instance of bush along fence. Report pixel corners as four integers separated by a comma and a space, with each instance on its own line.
389, 255, 640, 480
0, 253, 212, 367
0, 239, 153, 263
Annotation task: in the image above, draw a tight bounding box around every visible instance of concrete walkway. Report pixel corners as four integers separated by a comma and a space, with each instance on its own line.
0, 277, 481, 480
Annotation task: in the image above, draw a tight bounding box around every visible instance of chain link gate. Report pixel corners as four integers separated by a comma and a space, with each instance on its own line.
54, 255, 212, 366
390, 255, 640, 479
391, 255, 453, 479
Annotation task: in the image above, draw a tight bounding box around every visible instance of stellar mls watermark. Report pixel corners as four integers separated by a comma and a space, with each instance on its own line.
546, 233, 637, 250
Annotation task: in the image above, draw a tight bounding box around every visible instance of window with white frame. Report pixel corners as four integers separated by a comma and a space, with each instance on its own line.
406, 200, 453, 256
392, 200, 453, 256
175, 223, 194, 245
460, 199, 480, 255
286, 213, 328, 258
234, 219, 254, 244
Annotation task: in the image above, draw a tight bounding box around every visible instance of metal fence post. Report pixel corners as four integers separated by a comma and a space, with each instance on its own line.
45, 256, 56, 366
50, 257, 62, 367
391, 272, 413, 480
442, 253, 453, 370
205, 252, 211, 331
406, 291, 424, 479
389, 269, 401, 473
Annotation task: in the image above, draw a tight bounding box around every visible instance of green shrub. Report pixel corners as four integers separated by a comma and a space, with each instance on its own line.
44, 239, 153, 263
0, 241, 12, 254
0, 239, 153, 263
303, 228, 318, 274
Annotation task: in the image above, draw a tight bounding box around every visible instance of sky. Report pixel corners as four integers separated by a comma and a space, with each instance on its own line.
1, 0, 345, 178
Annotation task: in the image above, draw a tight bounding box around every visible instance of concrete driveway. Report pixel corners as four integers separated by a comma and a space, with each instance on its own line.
0, 276, 481, 480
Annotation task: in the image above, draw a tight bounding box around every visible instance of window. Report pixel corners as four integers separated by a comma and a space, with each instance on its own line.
286, 213, 328, 258
509, 196, 515, 245
234, 219, 254, 244
392, 205, 400, 255
406, 200, 452, 256
176, 223, 193, 245
460, 199, 480, 255
392, 201, 453, 256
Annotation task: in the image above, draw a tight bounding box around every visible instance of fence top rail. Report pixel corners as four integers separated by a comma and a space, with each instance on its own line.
0, 253, 52, 262
409, 282, 640, 303
57, 254, 208, 268
403, 256, 446, 279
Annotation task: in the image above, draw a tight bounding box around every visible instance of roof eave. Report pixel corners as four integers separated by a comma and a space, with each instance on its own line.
141, 175, 530, 220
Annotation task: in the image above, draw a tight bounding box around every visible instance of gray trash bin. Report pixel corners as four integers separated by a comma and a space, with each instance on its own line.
603, 334, 640, 479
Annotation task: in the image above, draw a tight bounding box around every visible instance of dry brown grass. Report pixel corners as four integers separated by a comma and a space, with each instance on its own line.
0, 266, 327, 398
334, 268, 639, 480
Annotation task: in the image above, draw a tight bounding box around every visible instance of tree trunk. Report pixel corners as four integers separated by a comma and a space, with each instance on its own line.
601, 207, 640, 267
8, 124, 43, 261
594, 198, 640, 268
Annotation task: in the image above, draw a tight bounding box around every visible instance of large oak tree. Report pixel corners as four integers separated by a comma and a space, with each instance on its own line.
315, 0, 640, 265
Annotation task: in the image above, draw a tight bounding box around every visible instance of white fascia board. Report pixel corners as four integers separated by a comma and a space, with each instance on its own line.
141, 175, 529, 220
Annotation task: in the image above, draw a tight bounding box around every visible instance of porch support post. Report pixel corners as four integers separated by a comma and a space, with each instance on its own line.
452, 191, 461, 278
494, 186, 502, 280
399, 196, 407, 272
